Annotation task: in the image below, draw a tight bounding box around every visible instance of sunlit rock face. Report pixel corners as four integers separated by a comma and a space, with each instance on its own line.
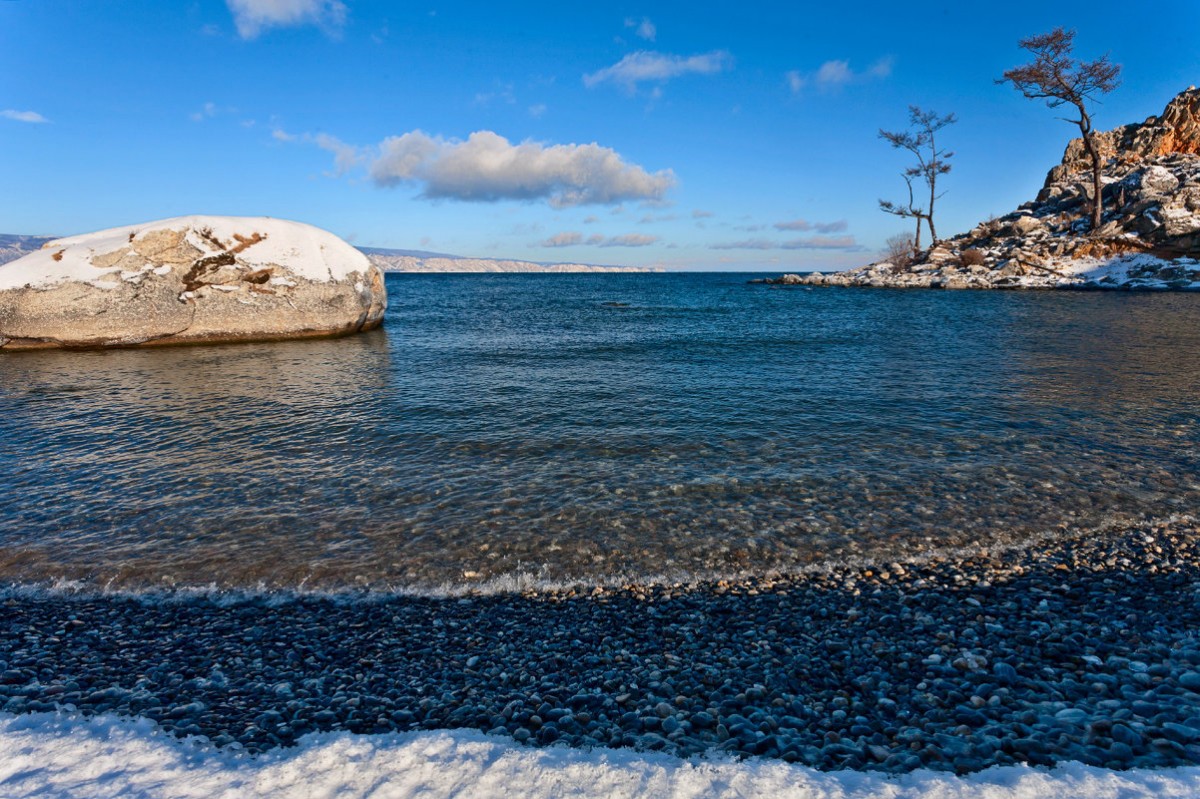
0, 216, 386, 349
1046, 86, 1200, 187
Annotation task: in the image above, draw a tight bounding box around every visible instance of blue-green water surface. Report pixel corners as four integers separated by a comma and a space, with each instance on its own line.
1, 274, 1197, 592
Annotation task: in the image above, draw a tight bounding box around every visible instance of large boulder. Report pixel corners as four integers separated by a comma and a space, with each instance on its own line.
0, 216, 386, 349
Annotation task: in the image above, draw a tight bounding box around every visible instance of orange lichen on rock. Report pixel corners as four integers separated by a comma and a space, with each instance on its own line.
1155, 88, 1200, 155
1069, 238, 1151, 260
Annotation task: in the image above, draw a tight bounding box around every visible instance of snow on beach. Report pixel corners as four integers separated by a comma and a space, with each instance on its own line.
3, 713, 1200, 799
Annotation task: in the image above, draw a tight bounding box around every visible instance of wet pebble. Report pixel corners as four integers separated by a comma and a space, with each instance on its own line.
2, 518, 1200, 775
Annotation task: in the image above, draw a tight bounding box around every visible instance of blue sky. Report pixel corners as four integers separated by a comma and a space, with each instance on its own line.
2, 1, 1198, 270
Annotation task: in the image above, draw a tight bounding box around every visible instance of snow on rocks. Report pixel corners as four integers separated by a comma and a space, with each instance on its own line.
759, 88, 1200, 292
0, 216, 386, 349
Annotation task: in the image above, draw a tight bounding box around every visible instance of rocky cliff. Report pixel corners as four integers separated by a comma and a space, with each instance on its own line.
771, 88, 1200, 290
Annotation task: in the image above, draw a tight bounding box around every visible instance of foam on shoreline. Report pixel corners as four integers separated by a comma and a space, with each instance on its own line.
0, 513, 1164, 605
3, 712, 1200, 799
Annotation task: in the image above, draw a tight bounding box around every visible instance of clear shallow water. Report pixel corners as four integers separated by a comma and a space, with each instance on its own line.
1, 274, 1198, 593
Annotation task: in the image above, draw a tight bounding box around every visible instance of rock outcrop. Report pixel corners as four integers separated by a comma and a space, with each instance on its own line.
766, 88, 1200, 291
0, 216, 386, 349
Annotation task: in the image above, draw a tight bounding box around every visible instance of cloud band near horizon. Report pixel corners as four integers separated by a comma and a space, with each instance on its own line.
709, 235, 860, 250
541, 232, 660, 248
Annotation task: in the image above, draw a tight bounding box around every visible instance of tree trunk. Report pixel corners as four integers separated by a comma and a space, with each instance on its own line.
1087, 136, 1104, 231
1077, 103, 1104, 233
913, 217, 923, 250
928, 177, 938, 245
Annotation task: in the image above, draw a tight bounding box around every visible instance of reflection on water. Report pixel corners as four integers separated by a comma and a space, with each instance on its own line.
0, 275, 1197, 592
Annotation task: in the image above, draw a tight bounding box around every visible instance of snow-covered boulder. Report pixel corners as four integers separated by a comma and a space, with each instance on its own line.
0, 216, 386, 349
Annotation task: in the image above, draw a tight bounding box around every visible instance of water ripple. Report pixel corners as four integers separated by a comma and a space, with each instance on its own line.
0, 275, 1197, 591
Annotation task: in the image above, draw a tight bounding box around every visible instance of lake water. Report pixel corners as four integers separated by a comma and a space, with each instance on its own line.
1, 274, 1197, 593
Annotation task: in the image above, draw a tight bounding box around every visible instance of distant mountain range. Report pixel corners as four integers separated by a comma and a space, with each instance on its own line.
361, 246, 658, 273
0, 235, 658, 273
0, 234, 54, 265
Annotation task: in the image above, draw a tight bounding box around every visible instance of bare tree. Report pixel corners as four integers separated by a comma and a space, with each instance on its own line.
878, 167, 925, 250
999, 27, 1121, 232
878, 107, 957, 249
882, 233, 916, 268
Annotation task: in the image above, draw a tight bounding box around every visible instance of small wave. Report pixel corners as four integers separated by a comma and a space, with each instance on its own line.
0, 513, 1184, 607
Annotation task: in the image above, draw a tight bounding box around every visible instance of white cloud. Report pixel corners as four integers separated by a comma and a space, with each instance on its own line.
625, 17, 656, 41
774, 218, 847, 233
710, 236, 860, 250
474, 83, 516, 107
190, 102, 216, 122
583, 50, 733, 92
528, 104, 547, 118
583, 215, 600, 224
367, 130, 675, 207
272, 128, 361, 175
190, 102, 241, 122
226, 0, 347, 39
816, 60, 852, 87
868, 56, 895, 78
312, 133, 363, 175
786, 57, 893, 93
2, 109, 49, 124
541, 232, 584, 247
692, 209, 715, 219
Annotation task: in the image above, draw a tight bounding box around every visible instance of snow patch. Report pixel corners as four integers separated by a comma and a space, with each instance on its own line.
1011, 253, 1200, 290
3, 713, 1200, 799
0, 216, 371, 291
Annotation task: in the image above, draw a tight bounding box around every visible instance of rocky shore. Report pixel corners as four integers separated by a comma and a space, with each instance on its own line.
760, 88, 1200, 291
3, 517, 1200, 775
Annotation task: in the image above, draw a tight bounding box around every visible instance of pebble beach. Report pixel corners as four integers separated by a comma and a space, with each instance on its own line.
4, 515, 1200, 777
